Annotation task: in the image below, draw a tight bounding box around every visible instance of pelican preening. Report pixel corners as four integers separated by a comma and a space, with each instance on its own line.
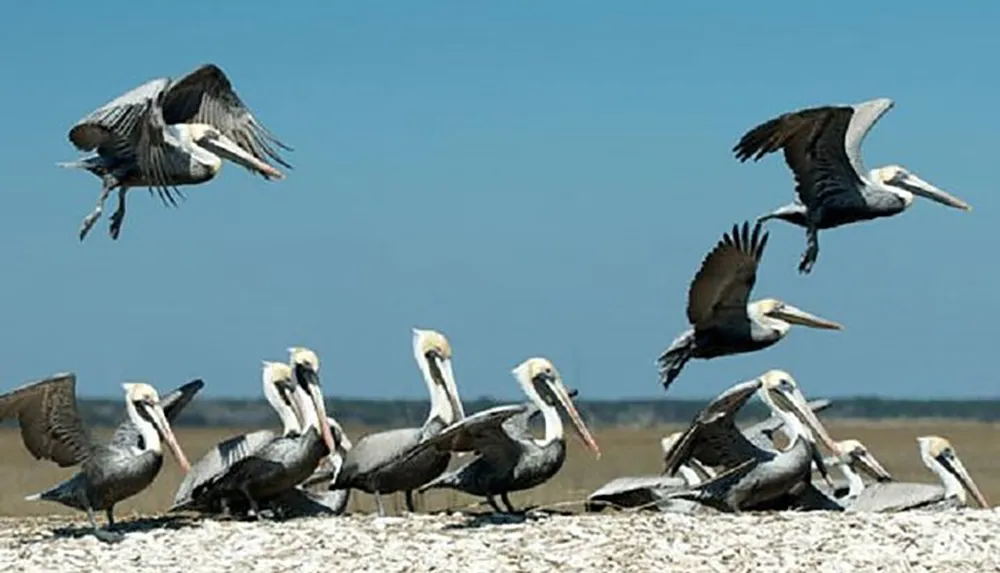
734, 98, 971, 274
657, 221, 842, 390
0, 375, 197, 543
61, 63, 291, 241
403, 357, 601, 514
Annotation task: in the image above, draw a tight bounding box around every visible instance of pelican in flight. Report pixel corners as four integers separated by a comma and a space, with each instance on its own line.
657, 221, 842, 390
733, 98, 971, 274
61, 63, 291, 241
845, 436, 988, 512
404, 357, 601, 514
304, 328, 465, 516
660, 370, 841, 512
0, 375, 195, 543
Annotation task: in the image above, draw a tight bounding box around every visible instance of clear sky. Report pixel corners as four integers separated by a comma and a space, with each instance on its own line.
0, 2, 996, 400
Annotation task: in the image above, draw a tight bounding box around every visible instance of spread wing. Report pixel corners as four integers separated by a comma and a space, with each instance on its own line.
67, 77, 171, 158
171, 428, 278, 509
161, 63, 292, 173
110, 379, 205, 449
0, 373, 93, 468
398, 404, 528, 469
686, 221, 768, 327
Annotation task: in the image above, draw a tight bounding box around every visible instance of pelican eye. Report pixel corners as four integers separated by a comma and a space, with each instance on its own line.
778, 379, 794, 392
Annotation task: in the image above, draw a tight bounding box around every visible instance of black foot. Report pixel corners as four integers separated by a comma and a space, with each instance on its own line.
93, 528, 124, 544
798, 251, 817, 274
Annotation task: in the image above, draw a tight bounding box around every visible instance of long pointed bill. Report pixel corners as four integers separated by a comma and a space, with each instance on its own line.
944, 455, 989, 508
551, 380, 601, 459
148, 404, 191, 473
302, 371, 337, 456
779, 388, 840, 488
201, 134, 285, 180
902, 174, 971, 211
772, 305, 843, 330
855, 451, 893, 482
435, 357, 465, 420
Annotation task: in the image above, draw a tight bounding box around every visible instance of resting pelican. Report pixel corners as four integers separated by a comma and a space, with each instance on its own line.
0, 375, 195, 543
733, 98, 971, 274
306, 328, 465, 516
814, 439, 893, 502
657, 221, 842, 390
61, 63, 291, 241
845, 436, 988, 512
660, 370, 841, 512
406, 357, 601, 514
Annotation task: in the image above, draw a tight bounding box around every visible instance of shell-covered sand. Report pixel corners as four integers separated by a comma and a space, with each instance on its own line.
1, 511, 998, 573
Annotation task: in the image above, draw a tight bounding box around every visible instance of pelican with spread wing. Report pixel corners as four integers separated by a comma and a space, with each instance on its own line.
61, 63, 291, 241
657, 221, 842, 390
734, 98, 971, 273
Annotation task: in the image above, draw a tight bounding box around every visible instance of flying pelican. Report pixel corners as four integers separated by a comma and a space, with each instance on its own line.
405, 357, 601, 514
657, 221, 842, 390
0, 375, 195, 543
660, 370, 841, 512
304, 328, 466, 516
733, 98, 971, 274
61, 63, 291, 241
845, 436, 988, 512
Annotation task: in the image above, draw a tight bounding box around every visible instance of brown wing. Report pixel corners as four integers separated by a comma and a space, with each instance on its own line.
732, 105, 863, 207
0, 373, 93, 468
686, 221, 768, 327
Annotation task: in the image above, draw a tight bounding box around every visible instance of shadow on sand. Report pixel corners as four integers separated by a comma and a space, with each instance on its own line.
43, 515, 200, 542
441, 507, 576, 530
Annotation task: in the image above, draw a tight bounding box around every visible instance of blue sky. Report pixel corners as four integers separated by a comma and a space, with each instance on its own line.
0, 2, 996, 400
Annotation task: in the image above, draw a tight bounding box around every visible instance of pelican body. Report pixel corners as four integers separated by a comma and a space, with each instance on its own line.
0, 375, 196, 543
61, 63, 291, 241
311, 328, 465, 516
733, 98, 971, 274
657, 221, 842, 390
408, 357, 601, 514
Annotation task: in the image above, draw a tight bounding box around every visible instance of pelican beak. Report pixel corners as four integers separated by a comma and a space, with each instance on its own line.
899, 172, 971, 211
277, 379, 305, 430
429, 353, 465, 420
854, 450, 893, 483
199, 133, 285, 180
146, 402, 191, 473
549, 375, 601, 459
940, 453, 989, 508
295, 364, 337, 456
770, 304, 843, 330
777, 385, 840, 487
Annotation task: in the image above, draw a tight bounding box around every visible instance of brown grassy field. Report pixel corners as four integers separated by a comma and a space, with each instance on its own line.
0, 421, 997, 519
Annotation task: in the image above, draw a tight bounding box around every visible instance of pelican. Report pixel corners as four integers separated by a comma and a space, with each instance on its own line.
657, 221, 842, 390
305, 328, 466, 516
815, 439, 893, 502
0, 375, 195, 543
660, 370, 841, 512
61, 63, 291, 241
733, 98, 971, 274
405, 357, 601, 514
742, 398, 832, 451
845, 436, 988, 512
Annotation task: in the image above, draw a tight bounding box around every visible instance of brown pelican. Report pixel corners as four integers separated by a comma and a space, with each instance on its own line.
305, 328, 466, 516
60, 63, 291, 241
660, 370, 841, 512
815, 439, 894, 501
173, 349, 336, 518
657, 221, 842, 390
405, 357, 601, 514
845, 436, 988, 512
733, 98, 971, 274
0, 375, 194, 543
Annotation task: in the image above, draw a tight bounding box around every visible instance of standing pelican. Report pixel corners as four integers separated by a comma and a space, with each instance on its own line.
733, 98, 971, 273
660, 370, 841, 512
657, 221, 842, 390
306, 328, 465, 516
0, 375, 194, 543
61, 63, 291, 241
846, 436, 988, 512
405, 357, 601, 514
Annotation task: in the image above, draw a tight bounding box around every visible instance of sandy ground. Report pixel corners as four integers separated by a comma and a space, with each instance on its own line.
1, 510, 998, 573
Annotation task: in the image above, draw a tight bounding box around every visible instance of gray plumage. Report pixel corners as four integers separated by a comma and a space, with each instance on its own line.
734, 98, 970, 273
172, 428, 278, 513
62, 63, 291, 241
743, 398, 832, 450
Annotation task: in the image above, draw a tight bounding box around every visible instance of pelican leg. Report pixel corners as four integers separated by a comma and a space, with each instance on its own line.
798, 226, 819, 274
86, 505, 123, 544
485, 496, 503, 514
239, 486, 261, 520
500, 493, 518, 513
404, 490, 417, 513
78, 181, 114, 241
109, 188, 129, 240
373, 492, 386, 517
105, 507, 116, 529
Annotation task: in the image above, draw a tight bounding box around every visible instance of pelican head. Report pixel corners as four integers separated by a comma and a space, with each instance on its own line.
758, 369, 840, 486
874, 165, 970, 211
186, 123, 285, 180
121, 382, 191, 472
750, 298, 843, 332
412, 328, 465, 421
917, 436, 988, 508
512, 357, 601, 459
287, 347, 337, 456
835, 439, 893, 482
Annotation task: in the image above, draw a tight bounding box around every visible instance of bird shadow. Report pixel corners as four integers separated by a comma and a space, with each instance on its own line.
441, 506, 575, 530
38, 515, 199, 543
